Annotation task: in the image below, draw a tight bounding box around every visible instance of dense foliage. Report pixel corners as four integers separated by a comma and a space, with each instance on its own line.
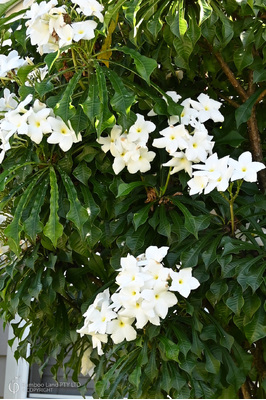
0, 0, 266, 398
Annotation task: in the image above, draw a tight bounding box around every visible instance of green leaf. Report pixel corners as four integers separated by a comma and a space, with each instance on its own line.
24, 176, 48, 242
159, 336, 180, 363
104, 0, 127, 28
95, 64, 115, 134
5, 172, 45, 255
43, 167, 63, 248
120, 46, 157, 84
226, 286, 244, 315
73, 161, 91, 185
133, 203, 152, 230
82, 75, 101, 125
35, 80, 54, 98
58, 168, 89, 233
198, 0, 212, 25
105, 69, 135, 116
144, 346, 158, 381
234, 45, 254, 72
16, 65, 36, 84
244, 305, 266, 343
0, 0, 21, 17
215, 130, 245, 147
54, 71, 82, 124
117, 181, 146, 197
171, 197, 198, 238
254, 68, 266, 83
204, 346, 220, 374
158, 206, 171, 238
235, 88, 265, 127
44, 50, 60, 72
173, 36, 193, 69
128, 366, 141, 387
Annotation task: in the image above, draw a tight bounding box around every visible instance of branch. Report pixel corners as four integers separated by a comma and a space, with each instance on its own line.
255, 88, 266, 105
247, 109, 266, 192
205, 42, 248, 102
219, 93, 240, 108
241, 382, 251, 399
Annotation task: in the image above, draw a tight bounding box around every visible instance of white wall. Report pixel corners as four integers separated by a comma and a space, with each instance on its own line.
0, 321, 9, 399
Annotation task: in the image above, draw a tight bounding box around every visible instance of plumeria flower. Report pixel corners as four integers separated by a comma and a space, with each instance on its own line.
143, 261, 170, 290
163, 151, 193, 177
88, 302, 117, 334
76, 324, 108, 355
72, 21, 98, 42
187, 175, 209, 195
0, 50, 27, 78
185, 128, 214, 163
73, 0, 104, 22
190, 93, 224, 123
80, 347, 95, 377
47, 116, 82, 151
169, 268, 200, 298
127, 113, 156, 146
126, 146, 156, 174
144, 245, 169, 263
97, 125, 123, 153
142, 284, 178, 320
180, 98, 199, 125
107, 316, 137, 344
153, 124, 190, 154
57, 24, 74, 47
26, 101, 52, 144
228, 151, 265, 182
0, 89, 18, 114
119, 299, 151, 329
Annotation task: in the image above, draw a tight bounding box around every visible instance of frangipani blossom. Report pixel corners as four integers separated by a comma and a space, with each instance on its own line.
107, 316, 137, 344
169, 268, 200, 298
163, 151, 193, 177
228, 151, 265, 182
153, 124, 189, 154
72, 21, 98, 41
190, 93, 224, 123
47, 117, 82, 151
142, 285, 177, 319
127, 113, 156, 146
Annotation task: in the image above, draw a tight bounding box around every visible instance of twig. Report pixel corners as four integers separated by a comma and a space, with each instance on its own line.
241, 382, 251, 399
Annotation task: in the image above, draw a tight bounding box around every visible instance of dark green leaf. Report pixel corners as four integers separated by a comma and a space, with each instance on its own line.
120, 46, 157, 84
43, 167, 63, 247
235, 88, 265, 128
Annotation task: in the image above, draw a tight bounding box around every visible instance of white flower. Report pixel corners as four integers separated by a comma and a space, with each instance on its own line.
119, 299, 150, 329
127, 114, 156, 146
144, 245, 169, 264
180, 98, 199, 125
169, 268, 200, 298
189, 93, 224, 123
126, 146, 156, 174
47, 117, 82, 151
164, 91, 181, 103
0, 50, 27, 78
163, 151, 193, 177
187, 175, 209, 195
228, 151, 265, 182
97, 125, 123, 153
74, 0, 104, 22
26, 102, 52, 144
0, 242, 9, 255
88, 302, 117, 334
107, 316, 137, 344
185, 128, 214, 163
0, 89, 18, 114
142, 284, 177, 320
153, 124, 190, 154
80, 347, 95, 376
72, 21, 98, 42
57, 24, 74, 47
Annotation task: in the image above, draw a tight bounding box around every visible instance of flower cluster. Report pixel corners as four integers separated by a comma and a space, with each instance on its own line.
188, 151, 265, 195
152, 92, 224, 177
77, 246, 200, 355
97, 114, 156, 174
0, 90, 81, 162
24, 0, 103, 55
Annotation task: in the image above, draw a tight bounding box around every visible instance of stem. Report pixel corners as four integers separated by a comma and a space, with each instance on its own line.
229, 199, 235, 235
161, 167, 172, 196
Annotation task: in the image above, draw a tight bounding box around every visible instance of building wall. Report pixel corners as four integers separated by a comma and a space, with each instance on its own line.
0, 322, 9, 399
